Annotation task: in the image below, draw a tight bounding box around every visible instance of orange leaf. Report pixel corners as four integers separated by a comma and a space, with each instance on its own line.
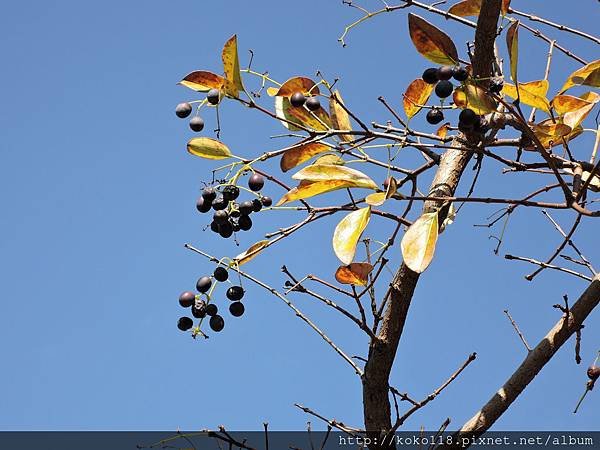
275, 77, 320, 97
448, 0, 482, 17
552, 95, 597, 130
222, 35, 245, 98
502, 0, 511, 15
506, 21, 519, 84
408, 13, 458, 65
179, 71, 225, 92
280, 142, 331, 172
403, 79, 434, 119
436, 122, 451, 139
335, 263, 374, 286
329, 91, 353, 142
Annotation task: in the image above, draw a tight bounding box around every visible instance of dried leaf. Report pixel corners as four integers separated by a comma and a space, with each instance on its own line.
401, 211, 439, 273
552, 95, 596, 130
560, 59, 600, 93
453, 84, 498, 114
528, 120, 572, 149
332, 207, 371, 265
329, 91, 353, 142
314, 154, 345, 166
276, 180, 357, 206
448, 0, 482, 17
275, 77, 320, 97
581, 67, 600, 88
365, 177, 397, 206
222, 35, 245, 98
502, 80, 550, 113
233, 240, 270, 266
502, 0, 511, 15
335, 263, 374, 286
287, 101, 332, 131
280, 142, 330, 172
403, 79, 435, 119
436, 122, 451, 139
292, 164, 378, 189
179, 71, 225, 92
506, 21, 519, 84
187, 137, 232, 160
408, 13, 458, 65
275, 96, 302, 131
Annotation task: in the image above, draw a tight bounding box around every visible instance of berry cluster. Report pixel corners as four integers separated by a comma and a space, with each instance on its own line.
289, 92, 321, 111
177, 266, 247, 334
175, 88, 222, 132
196, 174, 272, 239
422, 65, 467, 125
458, 108, 487, 133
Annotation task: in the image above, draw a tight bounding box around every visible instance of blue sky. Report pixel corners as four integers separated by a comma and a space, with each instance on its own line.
1, 0, 599, 432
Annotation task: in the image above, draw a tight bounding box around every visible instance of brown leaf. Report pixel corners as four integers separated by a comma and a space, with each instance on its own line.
506, 21, 519, 84
233, 240, 270, 266
408, 13, 458, 65
280, 142, 330, 172
335, 263, 374, 286
275, 77, 320, 97
403, 79, 434, 119
448, 0, 482, 17
179, 71, 225, 92
222, 35, 245, 98
329, 91, 353, 142
332, 207, 371, 265
453, 84, 498, 114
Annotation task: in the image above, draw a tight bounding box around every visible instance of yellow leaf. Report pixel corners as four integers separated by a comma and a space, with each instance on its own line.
292, 164, 378, 189
552, 95, 597, 130
365, 177, 397, 206
266, 87, 279, 97
187, 138, 232, 160
506, 21, 519, 84
179, 71, 225, 92
275, 77, 320, 97
528, 120, 572, 149
275, 96, 302, 131
581, 67, 600, 88
313, 154, 345, 166
453, 84, 498, 115
448, 0, 482, 17
280, 142, 330, 172
560, 59, 600, 93
436, 122, 451, 139
276, 180, 358, 205
408, 13, 458, 65
502, 80, 550, 113
403, 79, 434, 119
286, 100, 332, 131
329, 91, 353, 142
335, 263, 374, 286
233, 240, 270, 266
222, 35, 245, 98
401, 211, 439, 273
332, 207, 371, 265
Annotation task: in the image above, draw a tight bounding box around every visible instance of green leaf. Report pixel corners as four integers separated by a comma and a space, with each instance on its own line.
187, 137, 232, 160
332, 207, 371, 265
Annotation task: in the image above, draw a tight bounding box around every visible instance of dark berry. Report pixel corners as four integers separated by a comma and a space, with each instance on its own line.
212, 196, 227, 211
422, 68, 439, 84
453, 67, 469, 82
222, 185, 240, 201
175, 102, 192, 118
437, 66, 455, 81
587, 365, 600, 381
231, 221, 241, 232
192, 303, 207, 318
305, 96, 321, 111
229, 301, 245, 317
290, 92, 306, 107
213, 210, 229, 224
238, 215, 252, 231
226, 285, 244, 301
177, 316, 193, 331
196, 196, 212, 213
205, 304, 218, 316
202, 187, 217, 202
219, 221, 233, 238
230, 205, 241, 218
207, 88, 220, 105
426, 108, 444, 125
261, 196, 273, 207
213, 267, 229, 282
209, 314, 225, 332
210, 220, 220, 233
248, 173, 265, 192
196, 276, 212, 293
251, 198, 262, 212
434, 80, 454, 98
459, 108, 478, 126
189, 116, 205, 132
474, 116, 488, 132
179, 291, 196, 308
489, 79, 504, 94
239, 200, 253, 216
